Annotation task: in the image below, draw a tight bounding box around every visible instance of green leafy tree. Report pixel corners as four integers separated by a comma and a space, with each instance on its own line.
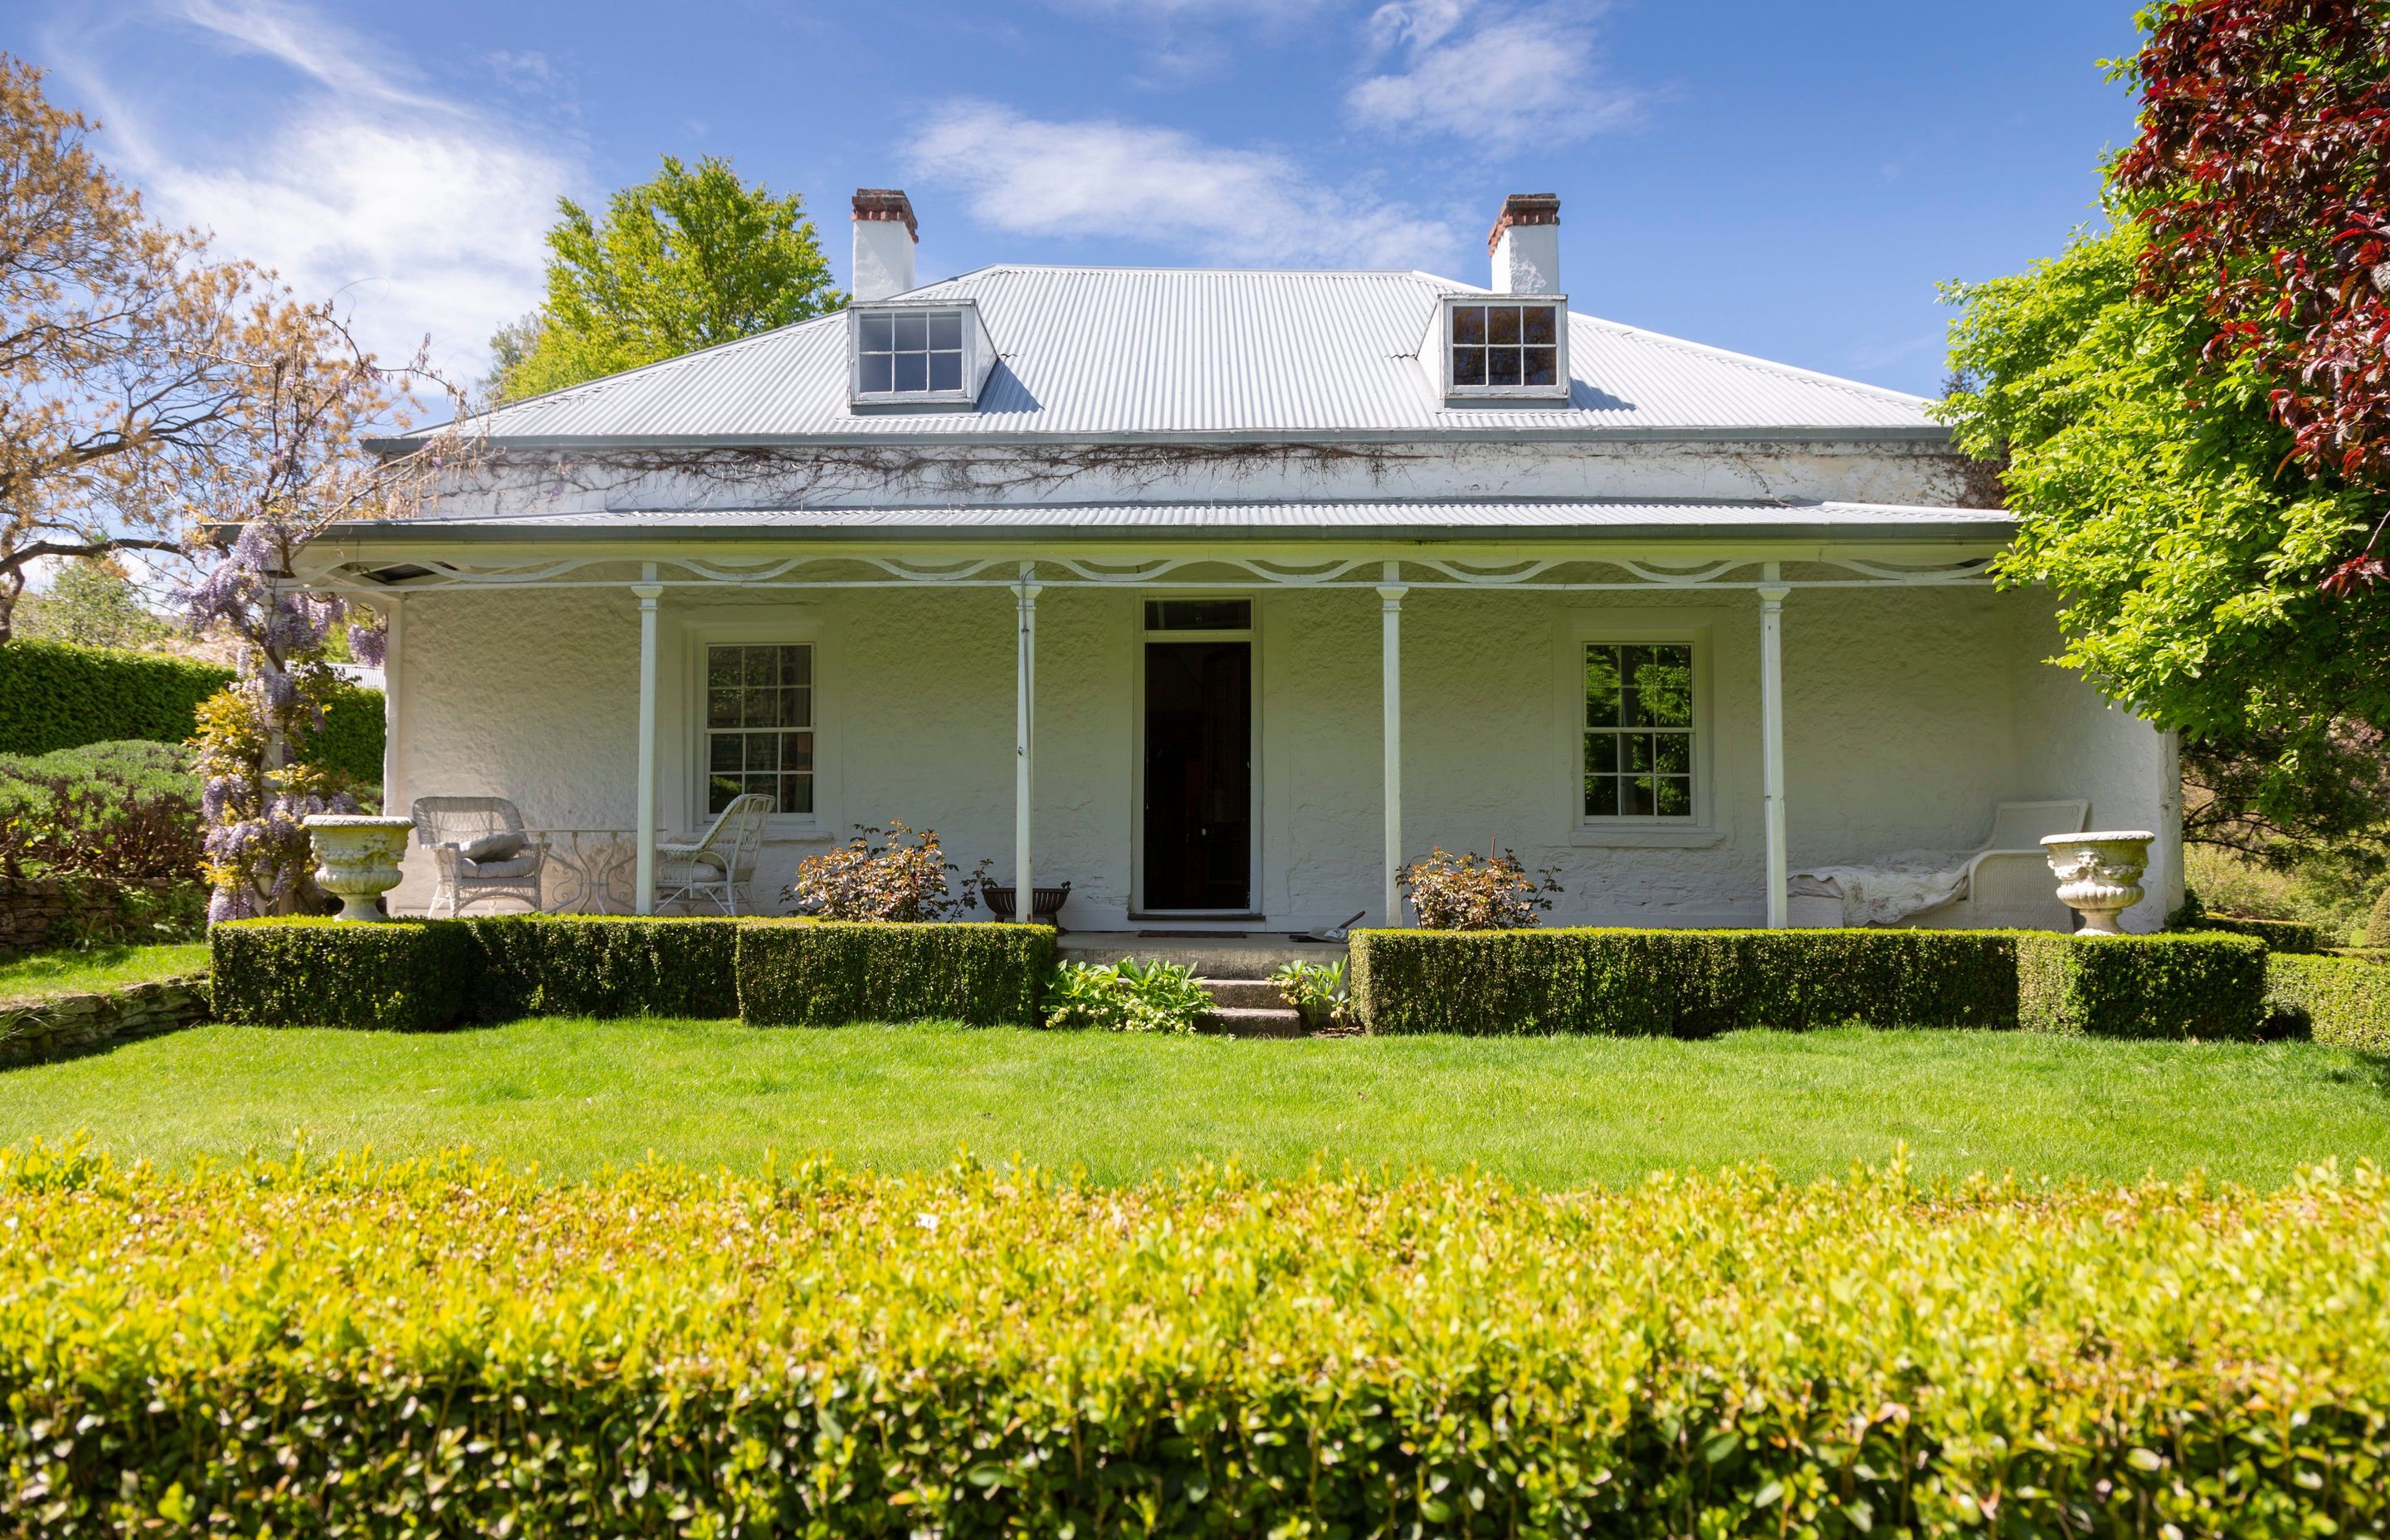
18, 558, 168, 650
495, 155, 841, 402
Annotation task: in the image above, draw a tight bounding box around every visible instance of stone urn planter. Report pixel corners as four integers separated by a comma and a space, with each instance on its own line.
2040, 830, 2156, 937
303, 814, 417, 922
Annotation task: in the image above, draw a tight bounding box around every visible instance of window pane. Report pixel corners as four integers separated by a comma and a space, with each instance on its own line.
928, 351, 963, 391
1488, 305, 1521, 344
783, 646, 812, 687
858, 353, 894, 393
1584, 768, 1619, 818
1523, 305, 1557, 345
1583, 646, 1621, 726
1617, 646, 1649, 724
782, 772, 814, 816
859, 314, 893, 350
782, 732, 813, 772
1654, 777, 1692, 818
1622, 775, 1656, 816
1637, 646, 1694, 726
707, 647, 741, 688
1522, 347, 1558, 387
744, 647, 774, 685
708, 777, 739, 814
1625, 733, 1656, 772
1585, 732, 1617, 776
788, 687, 811, 727
1653, 733, 1690, 775
744, 733, 776, 772
893, 312, 928, 350
707, 690, 738, 728
1451, 346, 1485, 386
927, 312, 963, 349
893, 353, 928, 392
1451, 305, 1486, 344
1488, 348, 1522, 386
710, 735, 741, 772
1149, 598, 1251, 631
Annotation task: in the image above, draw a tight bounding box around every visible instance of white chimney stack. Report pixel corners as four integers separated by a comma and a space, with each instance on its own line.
1488, 192, 1560, 295
851, 188, 917, 302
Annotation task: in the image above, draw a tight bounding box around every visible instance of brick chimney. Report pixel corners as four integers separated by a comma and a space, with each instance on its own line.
851, 188, 917, 302
1487, 193, 1560, 295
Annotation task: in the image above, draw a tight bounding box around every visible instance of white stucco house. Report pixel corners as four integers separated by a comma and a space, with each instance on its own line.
304, 190, 2182, 933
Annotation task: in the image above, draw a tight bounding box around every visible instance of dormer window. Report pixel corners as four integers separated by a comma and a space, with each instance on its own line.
846, 298, 996, 407
1422, 293, 1570, 402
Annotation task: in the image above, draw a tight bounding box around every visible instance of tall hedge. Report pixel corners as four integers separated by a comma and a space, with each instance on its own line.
0, 639, 231, 754
1348, 927, 2021, 1036
297, 681, 387, 785
736, 919, 1053, 1027
2264, 952, 2390, 1054
2015, 931, 2270, 1039
7, 1148, 2389, 1537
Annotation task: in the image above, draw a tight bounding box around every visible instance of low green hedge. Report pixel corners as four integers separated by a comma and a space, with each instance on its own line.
2016, 931, 2270, 1039
1349, 927, 2021, 1036
2194, 912, 2322, 953
2265, 953, 2390, 1054
736, 919, 1052, 1026
8, 1148, 2390, 1537
210, 919, 471, 1031
461, 915, 739, 1021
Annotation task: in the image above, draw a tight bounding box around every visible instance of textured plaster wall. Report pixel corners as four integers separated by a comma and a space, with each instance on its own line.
390, 582, 2175, 929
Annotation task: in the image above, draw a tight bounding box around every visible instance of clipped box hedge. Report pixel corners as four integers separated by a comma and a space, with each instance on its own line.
461, 914, 739, 1021
2016, 931, 2271, 1039
2195, 912, 2322, 953
2265, 952, 2390, 1055
7, 1147, 2390, 1537
737, 919, 1052, 1026
210, 918, 471, 1031
1349, 927, 2021, 1036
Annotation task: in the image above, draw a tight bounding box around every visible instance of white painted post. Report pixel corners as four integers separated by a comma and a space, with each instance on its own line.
379, 597, 404, 816
1014, 565, 1041, 909
1378, 566, 1407, 927
632, 568, 662, 917
1758, 568, 1791, 928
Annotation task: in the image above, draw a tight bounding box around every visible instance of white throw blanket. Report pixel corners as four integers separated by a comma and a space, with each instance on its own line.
1789, 850, 1973, 927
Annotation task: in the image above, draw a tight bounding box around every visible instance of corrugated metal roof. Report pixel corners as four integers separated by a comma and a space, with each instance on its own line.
436, 267, 1939, 444
339, 499, 2010, 543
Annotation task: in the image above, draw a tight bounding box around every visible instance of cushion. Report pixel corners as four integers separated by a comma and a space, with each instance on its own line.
457, 852, 540, 880
461, 831, 524, 862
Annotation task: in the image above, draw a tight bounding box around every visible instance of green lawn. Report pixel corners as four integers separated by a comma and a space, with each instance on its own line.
2, 1019, 2384, 1187
0, 942, 210, 1006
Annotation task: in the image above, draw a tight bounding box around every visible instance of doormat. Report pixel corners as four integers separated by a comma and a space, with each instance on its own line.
1137, 930, 1248, 938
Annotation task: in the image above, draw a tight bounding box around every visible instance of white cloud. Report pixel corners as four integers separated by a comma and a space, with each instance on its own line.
1349, 1, 1641, 149
48, 0, 580, 381
905, 102, 1458, 270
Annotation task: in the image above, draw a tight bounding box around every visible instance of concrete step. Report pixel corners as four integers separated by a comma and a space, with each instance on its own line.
1200, 977, 1290, 1010
1198, 1005, 1308, 1038
1060, 934, 1344, 980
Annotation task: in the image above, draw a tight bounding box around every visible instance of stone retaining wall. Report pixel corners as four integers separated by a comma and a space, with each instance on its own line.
0, 878, 129, 958
0, 974, 211, 1067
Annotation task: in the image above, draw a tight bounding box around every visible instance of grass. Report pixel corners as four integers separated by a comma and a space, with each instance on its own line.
0, 942, 210, 1006
1, 1018, 2384, 1187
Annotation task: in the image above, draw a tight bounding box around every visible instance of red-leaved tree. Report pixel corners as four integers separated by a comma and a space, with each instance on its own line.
2111, 0, 2390, 589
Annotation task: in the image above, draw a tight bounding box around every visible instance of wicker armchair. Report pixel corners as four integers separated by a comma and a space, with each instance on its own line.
412, 797, 550, 917
655, 793, 774, 914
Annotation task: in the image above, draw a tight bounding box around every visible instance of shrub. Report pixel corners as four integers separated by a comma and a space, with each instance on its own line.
1043, 957, 1212, 1033
210, 919, 471, 1031
7, 1148, 2390, 1538
2266, 953, 2390, 1054
2016, 932, 2270, 1039
2194, 912, 2321, 953
1398, 846, 1559, 928
295, 680, 387, 786
736, 920, 1051, 1026
1271, 956, 1350, 1028
461, 915, 739, 1021
0, 739, 203, 887
2366, 885, 2390, 948
784, 822, 990, 921
0, 638, 232, 755
1349, 927, 2019, 1036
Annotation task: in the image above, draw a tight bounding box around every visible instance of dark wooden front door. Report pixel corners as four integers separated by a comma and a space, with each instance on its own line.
1143, 641, 1251, 911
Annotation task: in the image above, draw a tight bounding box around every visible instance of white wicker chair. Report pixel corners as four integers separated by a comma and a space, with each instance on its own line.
654, 793, 774, 914
412, 797, 550, 917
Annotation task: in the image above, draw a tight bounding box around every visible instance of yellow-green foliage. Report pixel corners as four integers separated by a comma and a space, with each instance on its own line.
2266, 953, 2390, 1055
3, 1146, 2388, 1536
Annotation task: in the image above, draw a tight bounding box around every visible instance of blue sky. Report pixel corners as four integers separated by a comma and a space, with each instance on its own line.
24, 0, 2143, 397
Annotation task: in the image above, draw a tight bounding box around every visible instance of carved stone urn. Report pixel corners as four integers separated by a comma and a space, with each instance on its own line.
2040, 830, 2156, 937
303, 814, 417, 921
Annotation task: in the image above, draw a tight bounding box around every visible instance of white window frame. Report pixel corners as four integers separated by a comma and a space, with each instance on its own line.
846, 299, 994, 407
684, 619, 827, 838
1557, 613, 1724, 848
1436, 292, 1570, 402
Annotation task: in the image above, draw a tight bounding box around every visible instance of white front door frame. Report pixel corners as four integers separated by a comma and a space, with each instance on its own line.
1129, 592, 1265, 919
